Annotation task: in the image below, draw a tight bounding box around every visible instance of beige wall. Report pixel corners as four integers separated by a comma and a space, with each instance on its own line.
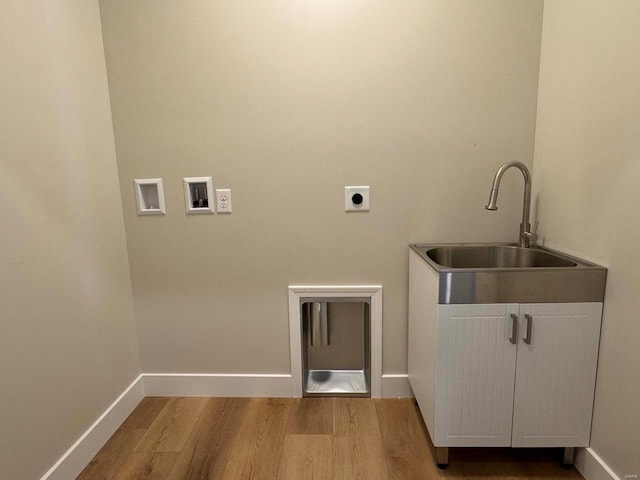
0, 1, 140, 479
534, 1, 640, 476
99, 0, 543, 375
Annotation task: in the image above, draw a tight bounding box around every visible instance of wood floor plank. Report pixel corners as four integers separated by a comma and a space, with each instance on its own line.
333, 398, 381, 435
121, 397, 170, 430
278, 434, 332, 480
333, 398, 388, 480
112, 452, 179, 480
286, 398, 333, 434
333, 433, 388, 480
220, 398, 290, 480
166, 397, 250, 480
520, 449, 583, 480
135, 397, 208, 453
76, 428, 147, 480
77, 398, 171, 479
446, 448, 531, 479
375, 399, 439, 480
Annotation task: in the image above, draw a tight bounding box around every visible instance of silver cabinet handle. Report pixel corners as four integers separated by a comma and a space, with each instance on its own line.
509, 313, 518, 344
523, 313, 533, 345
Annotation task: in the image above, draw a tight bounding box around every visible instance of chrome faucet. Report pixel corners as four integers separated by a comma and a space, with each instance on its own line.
485, 161, 537, 247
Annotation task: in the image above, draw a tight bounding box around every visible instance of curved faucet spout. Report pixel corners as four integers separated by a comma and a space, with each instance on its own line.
485, 161, 535, 247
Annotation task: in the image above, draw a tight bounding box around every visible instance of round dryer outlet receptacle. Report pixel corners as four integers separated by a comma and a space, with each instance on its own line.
344, 186, 370, 212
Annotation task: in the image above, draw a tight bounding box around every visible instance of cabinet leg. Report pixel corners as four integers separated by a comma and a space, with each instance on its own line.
436, 447, 449, 469
562, 447, 575, 468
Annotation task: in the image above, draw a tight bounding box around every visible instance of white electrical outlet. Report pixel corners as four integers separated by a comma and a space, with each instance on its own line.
216, 188, 232, 213
345, 186, 370, 212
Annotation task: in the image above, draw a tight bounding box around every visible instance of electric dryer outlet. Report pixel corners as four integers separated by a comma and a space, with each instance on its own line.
345, 186, 370, 212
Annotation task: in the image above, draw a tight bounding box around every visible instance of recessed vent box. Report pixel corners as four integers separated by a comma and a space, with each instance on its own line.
301, 298, 371, 397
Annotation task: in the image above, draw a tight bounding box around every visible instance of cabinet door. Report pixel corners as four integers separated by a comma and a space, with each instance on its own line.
512, 303, 602, 447
434, 304, 519, 446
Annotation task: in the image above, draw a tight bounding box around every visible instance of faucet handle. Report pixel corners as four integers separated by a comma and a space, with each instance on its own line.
527, 221, 539, 244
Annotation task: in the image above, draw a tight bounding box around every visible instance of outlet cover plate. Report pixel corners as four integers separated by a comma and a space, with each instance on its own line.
345, 186, 370, 212
216, 188, 232, 213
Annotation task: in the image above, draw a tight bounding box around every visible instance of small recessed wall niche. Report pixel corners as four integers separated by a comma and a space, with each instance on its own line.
183, 176, 215, 214
134, 178, 166, 215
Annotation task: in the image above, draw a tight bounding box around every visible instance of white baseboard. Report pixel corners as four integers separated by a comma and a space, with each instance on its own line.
143, 373, 293, 397
40, 374, 144, 480
381, 374, 414, 398
143, 373, 414, 399
575, 447, 621, 480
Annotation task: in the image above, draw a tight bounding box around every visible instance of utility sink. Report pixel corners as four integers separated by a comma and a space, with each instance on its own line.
411, 243, 607, 304
426, 245, 577, 269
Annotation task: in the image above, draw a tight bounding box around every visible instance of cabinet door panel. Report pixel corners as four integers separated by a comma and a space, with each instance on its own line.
512, 303, 602, 447
435, 304, 518, 446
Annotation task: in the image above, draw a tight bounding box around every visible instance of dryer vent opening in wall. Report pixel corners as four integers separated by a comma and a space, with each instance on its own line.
288, 286, 382, 398
301, 299, 371, 397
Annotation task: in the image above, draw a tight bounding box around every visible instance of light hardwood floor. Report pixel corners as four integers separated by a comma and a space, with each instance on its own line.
77, 397, 585, 480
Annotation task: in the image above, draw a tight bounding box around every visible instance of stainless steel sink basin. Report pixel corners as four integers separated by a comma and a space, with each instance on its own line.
426, 245, 577, 269
411, 243, 607, 304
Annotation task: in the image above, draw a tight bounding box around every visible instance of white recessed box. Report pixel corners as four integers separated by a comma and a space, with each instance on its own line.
134, 178, 166, 215
183, 176, 215, 214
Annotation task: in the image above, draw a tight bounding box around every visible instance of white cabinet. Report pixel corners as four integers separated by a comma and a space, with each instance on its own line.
408, 250, 602, 452
435, 302, 601, 448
